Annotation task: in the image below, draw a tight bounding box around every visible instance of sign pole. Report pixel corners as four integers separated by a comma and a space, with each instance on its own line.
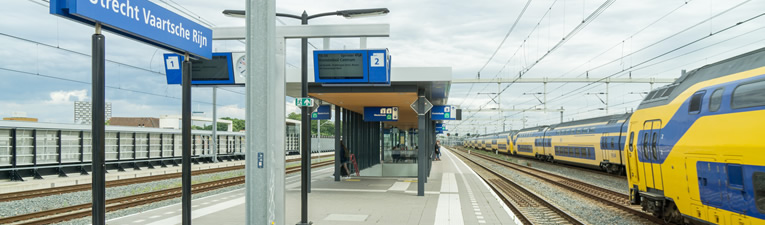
182, 53, 192, 225
298, 11, 313, 225
212, 87, 218, 162
91, 22, 106, 225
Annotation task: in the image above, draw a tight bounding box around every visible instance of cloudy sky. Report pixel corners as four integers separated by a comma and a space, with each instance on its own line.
2, 0, 764, 135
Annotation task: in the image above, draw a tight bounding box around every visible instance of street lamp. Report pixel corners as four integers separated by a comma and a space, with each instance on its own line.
223, 8, 389, 225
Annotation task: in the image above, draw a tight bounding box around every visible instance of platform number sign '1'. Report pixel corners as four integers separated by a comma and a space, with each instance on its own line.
166, 56, 180, 70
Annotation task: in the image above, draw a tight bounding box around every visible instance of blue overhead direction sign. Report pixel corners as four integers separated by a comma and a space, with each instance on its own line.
51, 0, 212, 59
363, 107, 398, 122
311, 105, 331, 120
431, 105, 457, 120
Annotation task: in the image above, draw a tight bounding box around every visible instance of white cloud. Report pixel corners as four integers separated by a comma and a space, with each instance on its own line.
218, 104, 246, 119
45, 89, 88, 104
286, 102, 300, 115
4, 0, 765, 134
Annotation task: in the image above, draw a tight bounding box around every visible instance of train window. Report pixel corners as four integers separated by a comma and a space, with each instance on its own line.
645, 90, 658, 100
753, 172, 765, 213
661, 85, 677, 98
643, 133, 649, 159
688, 91, 705, 114
651, 132, 659, 160
610, 137, 615, 149
709, 88, 724, 112
628, 132, 634, 152
727, 164, 744, 189
732, 79, 765, 109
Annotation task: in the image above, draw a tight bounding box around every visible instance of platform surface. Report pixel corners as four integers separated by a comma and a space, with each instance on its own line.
107, 148, 520, 225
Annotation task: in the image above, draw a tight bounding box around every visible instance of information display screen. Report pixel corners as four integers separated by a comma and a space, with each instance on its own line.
316, 53, 364, 79
191, 55, 230, 80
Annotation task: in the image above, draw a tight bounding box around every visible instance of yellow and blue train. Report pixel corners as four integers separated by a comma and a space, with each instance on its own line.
464, 134, 513, 153
464, 47, 765, 224
625, 48, 765, 224
465, 113, 631, 175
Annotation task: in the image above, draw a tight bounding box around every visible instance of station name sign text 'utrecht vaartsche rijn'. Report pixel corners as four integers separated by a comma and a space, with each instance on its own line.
51, 0, 212, 59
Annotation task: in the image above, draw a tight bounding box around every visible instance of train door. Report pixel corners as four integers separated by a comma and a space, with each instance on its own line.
601, 132, 610, 163
641, 122, 655, 189
627, 131, 639, 183
643, 120, 664, 191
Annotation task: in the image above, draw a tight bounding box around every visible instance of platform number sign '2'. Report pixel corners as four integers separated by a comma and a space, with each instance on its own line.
370, 53, 384, 67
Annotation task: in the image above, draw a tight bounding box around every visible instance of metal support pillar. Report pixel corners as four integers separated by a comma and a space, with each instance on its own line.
181, 53, 192, 225
543, 82, 547, 111
605, 82, 609, 115
212, 87, 218, 162
246, 0, 284, 224
91, 23, 106, 225
334, 106, 341, 181
417, 89, 427, 196
298, 10, 313, 225
360, 37, 367, 49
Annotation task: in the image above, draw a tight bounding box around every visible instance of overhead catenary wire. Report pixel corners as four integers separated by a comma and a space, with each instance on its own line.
0, 67, 216, 105
454, 0, 617, 131
456, 0, 533, 108
454, 1, 761, 133
544, 11, 765, 105
495, 25, 765, 130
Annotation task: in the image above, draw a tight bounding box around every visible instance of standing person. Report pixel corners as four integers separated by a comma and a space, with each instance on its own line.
340, 141, 351, 177
434, 140, 441, 161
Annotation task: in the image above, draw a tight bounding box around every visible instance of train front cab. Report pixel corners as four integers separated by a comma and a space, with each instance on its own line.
626, 65, 765, 224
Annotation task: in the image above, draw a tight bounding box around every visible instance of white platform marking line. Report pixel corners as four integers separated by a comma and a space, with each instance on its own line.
133, 219, 145, 223
440, 173, 459, 193
388, 182, 410, 191
145, 197, 245, 225
444, 148, 523, 225
434, 193, 464, 225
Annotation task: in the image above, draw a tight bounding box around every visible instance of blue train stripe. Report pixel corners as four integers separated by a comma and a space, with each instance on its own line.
636, 74, 765, 164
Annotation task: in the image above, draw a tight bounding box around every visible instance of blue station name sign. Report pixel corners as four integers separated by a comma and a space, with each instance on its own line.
311, 105, 331, 120
363, 107, 398, 122
51, 0, 212, 59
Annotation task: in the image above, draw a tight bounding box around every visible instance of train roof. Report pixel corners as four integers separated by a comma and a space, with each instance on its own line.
517, 125, 548, 133
548, 113, 631, 130
638, 46, 765, 109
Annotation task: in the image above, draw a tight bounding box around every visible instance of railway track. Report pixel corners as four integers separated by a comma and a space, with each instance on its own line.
452, 147, 664, 224
0, 155, 334, 203
0, 165, 245, 203
451, 149, 585, 225
0, 159, 335, 224
457, 146, 623, 178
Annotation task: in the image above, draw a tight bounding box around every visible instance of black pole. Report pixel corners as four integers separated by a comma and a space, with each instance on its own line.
182, 55, 192, 225
298, 10, 312, 225
91, 23, 106, 225
334, 106, 341, 181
